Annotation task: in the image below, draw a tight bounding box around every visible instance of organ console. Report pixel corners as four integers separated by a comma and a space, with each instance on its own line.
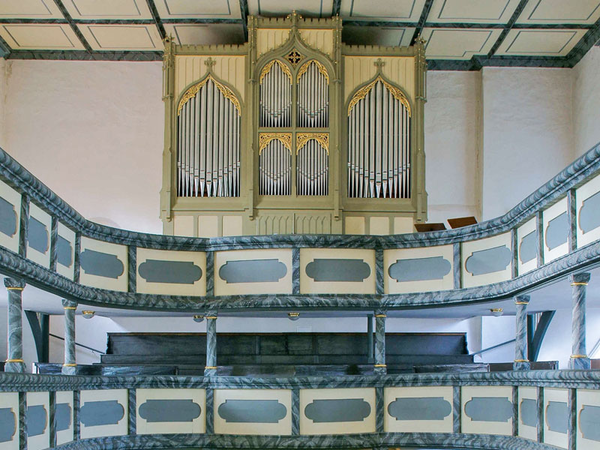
160, 13, 427, 237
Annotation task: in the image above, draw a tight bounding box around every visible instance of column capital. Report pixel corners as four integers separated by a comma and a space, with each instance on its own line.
4, 278, 25, 290
514, 295, 530, 305
374, 309, 387, 317
571, 272, 591, 285
62, 299, 78, 309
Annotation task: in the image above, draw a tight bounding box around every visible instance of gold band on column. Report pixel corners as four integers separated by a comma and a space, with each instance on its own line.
515, 301, 529, 305
63, 364, 77, 367
571, 354, 588, 358
375, 314, 386, 318
63, 307, 77, 310
571, 282, 588, 286
6, 287, 24, 291
205, 316, 217, 320
374, 364, 387, 368
204, 366, 217, 370
514, 359, 529, 363
5, 359, 24, 363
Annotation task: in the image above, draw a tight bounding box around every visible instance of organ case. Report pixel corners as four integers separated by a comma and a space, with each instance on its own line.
161, 14, 427, 237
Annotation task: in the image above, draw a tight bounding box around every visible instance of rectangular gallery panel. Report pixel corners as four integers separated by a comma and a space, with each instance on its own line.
26, 202, 52, 268
384, 386, 453, 433
543, 388, 568, 449
0, 178, 22, 254
0, 392, 20, 450
136, 248, 206, 296
461, 386, 513, 436
300, 388, 376, 435
214, 249, 293, 296
461, 233, 512, 288
136, 388, 206, 435
577, 388, 600, 450
517, 217, 538, 276
543, 197, 569, 263
576, 173, 600, 248
300, 248, 376, 294
26, 391, 49, 450
79, 237, 128, 292
214, 389, 292, 436
518, 386, 538, 441
79, 389, 128, 439
384, 245, 454, 294
55, 391, 74, 446
56, 223, 76, 280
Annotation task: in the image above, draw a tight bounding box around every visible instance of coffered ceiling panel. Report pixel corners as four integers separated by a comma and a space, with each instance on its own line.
78, 24, 163, 51
340, 0, 426, 22
0, 23, 85, 50
495, 29, 588, 56
342, 26, 415, 47
0, 0, 63, 19
63, 0, 152, 20
422, 28, 503, 59
427, 0, 522, 24
154, 0, 241, 19
517, 0, 600, 24
249, 0, 334, 18
164, 24, 246, 45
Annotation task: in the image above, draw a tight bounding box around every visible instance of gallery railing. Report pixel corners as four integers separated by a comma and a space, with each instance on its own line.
1, 143, 600, 311
0, 370, 598, 449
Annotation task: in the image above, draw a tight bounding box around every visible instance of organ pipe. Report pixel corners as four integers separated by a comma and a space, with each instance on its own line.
177, 77, 240, 197
347, 78, 411, 199
297, 60, 329, 128
260, 60, 292, 128
259, 135, 292, 196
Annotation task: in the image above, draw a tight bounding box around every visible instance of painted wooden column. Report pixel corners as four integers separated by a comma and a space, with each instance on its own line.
62, 299, 78, 375
205, 313, 218, 376
569, 273, 591, 369
374, 310, 386, 374
513, 295, 530, 371
4, 278, 26, 373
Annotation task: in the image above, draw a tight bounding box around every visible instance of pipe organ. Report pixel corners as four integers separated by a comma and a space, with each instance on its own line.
161, 13, 427, 237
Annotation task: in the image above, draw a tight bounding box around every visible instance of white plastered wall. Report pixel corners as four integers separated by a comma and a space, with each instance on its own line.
573, 46, 600, 157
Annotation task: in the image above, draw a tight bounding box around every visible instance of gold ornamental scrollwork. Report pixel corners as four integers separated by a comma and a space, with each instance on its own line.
297, 60, 329, 84
296, 133, 329, 154
259, 133, 293, 154
177, 75, 241, 116
347, 76, 411, 117
259, 60, 293, 84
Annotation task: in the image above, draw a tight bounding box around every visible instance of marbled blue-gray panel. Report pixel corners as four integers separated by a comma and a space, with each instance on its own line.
138, 399, 201, 423
305, 259, 371, 282
80, 401, 124, 427
57, 236, 73, 268
28, 216, 49, 254
545, 213, 568, 250
138, 260, 202, 284
465, 246, 512, 276
388, 397, 451, 421
218, 400, 286, 423
219, 259, 287, 283
519, 231, 537, 264
546, 401, 568, 434
304, 399, 371, 423
80, 249, 124, 279
56, 403, 72, 432
27, 404, 47, 437
580, 404, 600, 441
0, 407, 16, 442
579, 191, 600, 234
388, 257, 451, 282
520, 398, 537, 428
464, 397, 512, 422
0, 196, 17, 237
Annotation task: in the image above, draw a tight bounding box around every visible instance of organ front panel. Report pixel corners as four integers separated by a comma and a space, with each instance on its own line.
161, 14, 427, 237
